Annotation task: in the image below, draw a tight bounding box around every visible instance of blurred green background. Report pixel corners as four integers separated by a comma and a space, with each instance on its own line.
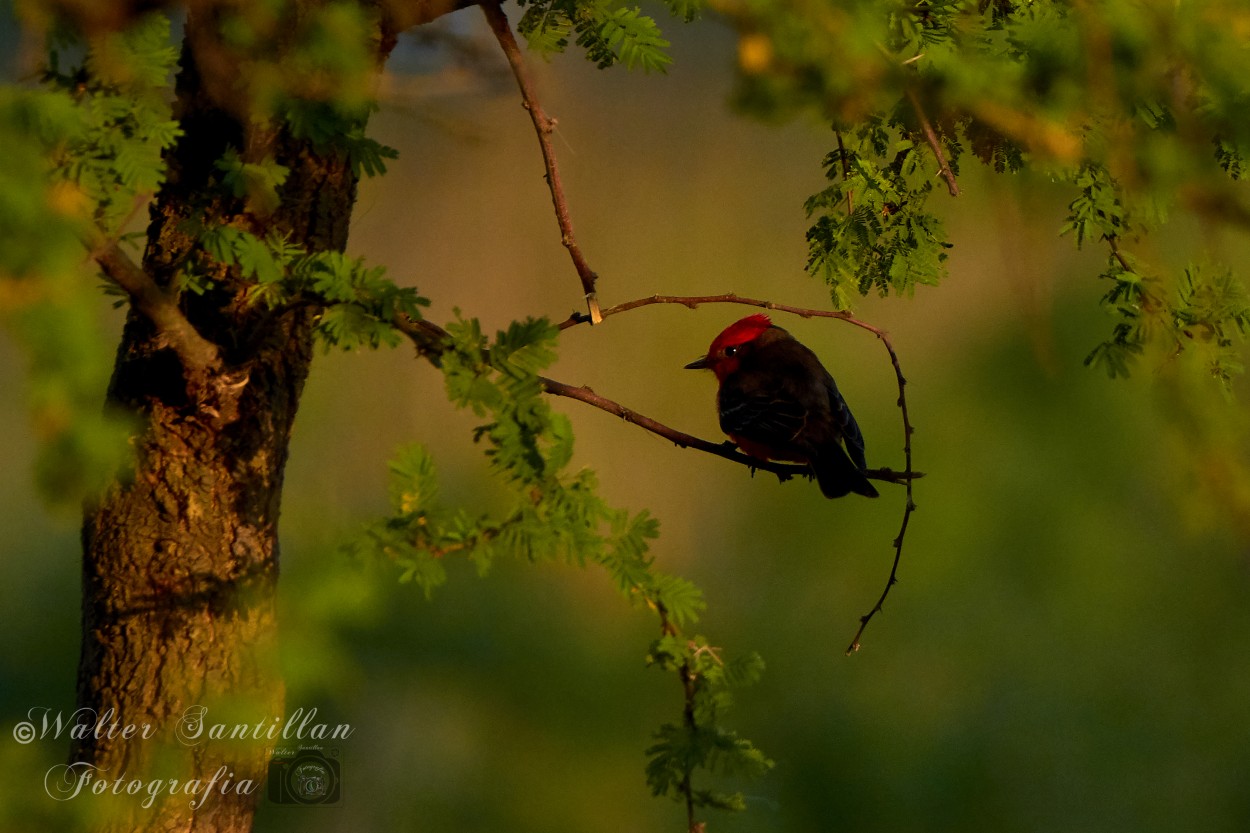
3, 9, 1250, 833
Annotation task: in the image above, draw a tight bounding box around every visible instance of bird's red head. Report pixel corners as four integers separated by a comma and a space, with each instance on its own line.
684, 314, 774, 381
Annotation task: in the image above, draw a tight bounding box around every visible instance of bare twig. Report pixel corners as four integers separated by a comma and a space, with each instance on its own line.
843, 324, 916, 654
480, 0, 602, 324
558, 292, 859, 330
90, 238, 222, 374
905, 86, 960, 198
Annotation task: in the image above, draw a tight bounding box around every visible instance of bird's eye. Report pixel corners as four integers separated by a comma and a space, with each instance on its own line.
724, 346, 738, 357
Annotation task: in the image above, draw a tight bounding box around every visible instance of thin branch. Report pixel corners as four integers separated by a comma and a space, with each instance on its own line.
393, 310, 916, 484
480, 0, 603, 324
391, 312, 453, 367
835, 129, 854, 215
653, 602, 701, 833
90, 238, 222, 374
392, 306, 917, 486
558, 292, 858, 330
846, 497, 913, 654
1105, 233, 1133, 273
541, 376, 916, 486
905, 86, 960, 198
844, 324, 916, 654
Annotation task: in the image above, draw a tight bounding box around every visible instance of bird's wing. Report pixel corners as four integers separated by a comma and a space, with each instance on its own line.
827, 381, 869, 471
718, 385, 810, 454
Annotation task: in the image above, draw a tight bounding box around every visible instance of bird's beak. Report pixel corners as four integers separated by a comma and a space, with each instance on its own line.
684, 356, 710, 370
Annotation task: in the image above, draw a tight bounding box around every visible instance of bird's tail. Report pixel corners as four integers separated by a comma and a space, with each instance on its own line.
812, 447, 879, 499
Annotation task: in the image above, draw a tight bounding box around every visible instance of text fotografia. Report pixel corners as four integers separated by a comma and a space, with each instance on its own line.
13, 706, 354, 747
45, 762, 256, 810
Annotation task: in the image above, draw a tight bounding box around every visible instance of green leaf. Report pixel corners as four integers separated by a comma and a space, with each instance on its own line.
599, 7, 672, 73
516, 0, 679, 70
215, 148, 291, 216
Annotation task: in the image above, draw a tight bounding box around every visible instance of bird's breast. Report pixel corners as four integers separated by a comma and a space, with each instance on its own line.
728, 434, 809, 465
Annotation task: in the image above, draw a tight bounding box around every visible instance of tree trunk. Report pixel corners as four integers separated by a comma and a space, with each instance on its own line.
70, 4, 393, 830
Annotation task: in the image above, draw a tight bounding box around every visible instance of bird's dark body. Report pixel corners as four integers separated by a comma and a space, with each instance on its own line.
713, 326, 877, 499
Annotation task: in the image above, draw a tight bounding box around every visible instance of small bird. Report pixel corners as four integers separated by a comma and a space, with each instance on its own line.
685, 314, 878, 498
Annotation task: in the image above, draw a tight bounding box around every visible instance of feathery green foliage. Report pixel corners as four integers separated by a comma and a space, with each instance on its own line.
355, 317, 708, 628
515, 0, 700, 72
187, 221, 430, 349
723, 0, 1250, 385
346, 316, 769, 815
0, 12, 181, 507
282, 98, 398, 178
43, 13, 182, 233
805, 116, 952, 308
645, 636, 773, 813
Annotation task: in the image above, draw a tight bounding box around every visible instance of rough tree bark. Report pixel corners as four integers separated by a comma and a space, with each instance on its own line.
70, 2, 402, 830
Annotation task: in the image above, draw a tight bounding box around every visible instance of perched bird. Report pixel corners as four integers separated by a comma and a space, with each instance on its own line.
684, 314, 878, 499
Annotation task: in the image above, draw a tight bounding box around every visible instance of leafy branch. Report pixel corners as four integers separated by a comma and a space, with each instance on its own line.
647, 605, 772, 832
400, 299, 918, 486
904, 86, 959, 198
1061, 163, 1250, 390
39, 14, 228, 393
354, 312, 769, 829
804, 115, 953, 309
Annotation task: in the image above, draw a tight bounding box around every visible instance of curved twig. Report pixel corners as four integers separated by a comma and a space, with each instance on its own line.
843, 323, 916, 654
